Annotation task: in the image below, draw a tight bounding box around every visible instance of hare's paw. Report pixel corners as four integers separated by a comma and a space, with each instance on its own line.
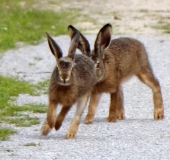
85, 114, 94, 124
116, 111, 125, 120
55, 120, 62, 131
65, 128, 77, 139
154, 107, 164, 120
41, 124, 52, 136
107, 115, 116, 122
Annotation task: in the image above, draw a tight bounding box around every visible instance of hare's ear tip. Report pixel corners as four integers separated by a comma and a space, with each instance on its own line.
105, 23, 112, 28
68, 25, 72, 28
68, 25, 75, 30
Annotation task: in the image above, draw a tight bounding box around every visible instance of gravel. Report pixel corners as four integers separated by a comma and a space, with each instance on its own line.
0, 35, 170, 160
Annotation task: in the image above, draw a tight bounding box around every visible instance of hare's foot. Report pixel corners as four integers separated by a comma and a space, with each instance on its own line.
65, 127, 77, 139
85, 114, 94, 124
107, 115, 116, 122
154, 107, 164, 120
41, 121, 52, 136
55, 119, 62, 131
65, 117, 79, 139
116, 110, 124, 120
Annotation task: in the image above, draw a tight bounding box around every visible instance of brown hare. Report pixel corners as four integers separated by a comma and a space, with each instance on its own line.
40, 31, 96, 138
68, 24, 164, 124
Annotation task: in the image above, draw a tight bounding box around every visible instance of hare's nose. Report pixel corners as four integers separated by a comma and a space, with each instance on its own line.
61, 75, 69, 83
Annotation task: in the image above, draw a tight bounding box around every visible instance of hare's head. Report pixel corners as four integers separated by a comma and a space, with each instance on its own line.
47, 32, 80, 86
68, 24, 112, 81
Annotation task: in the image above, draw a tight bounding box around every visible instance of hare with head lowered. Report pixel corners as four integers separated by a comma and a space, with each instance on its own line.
40, 31, 96, 138
68, 24, 164, 124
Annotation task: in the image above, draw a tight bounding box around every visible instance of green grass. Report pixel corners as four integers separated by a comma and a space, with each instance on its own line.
0, 103, 47, 118
0, 128, 17, 141
0, 76, 35, 108
4, 116, 40, 127
35, 79, 50, 94
153, 23, 170, 34
158, 23, 170, 34
24, 142, 37, 146
153, 18, 170, 34
0, 0, 79, 53
0, 75, 47, 140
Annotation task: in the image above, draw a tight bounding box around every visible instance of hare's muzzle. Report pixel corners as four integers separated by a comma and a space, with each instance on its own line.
58, 73, 71, 86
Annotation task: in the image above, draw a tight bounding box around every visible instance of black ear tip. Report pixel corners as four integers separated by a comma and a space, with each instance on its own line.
68, 25, 73, 30
68, 25, 78, 31
105, 23, 112, 28
68, 25, 73, 28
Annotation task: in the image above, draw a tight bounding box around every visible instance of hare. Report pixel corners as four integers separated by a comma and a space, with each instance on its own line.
68, 24, 164, 124
40, 31, 96, 138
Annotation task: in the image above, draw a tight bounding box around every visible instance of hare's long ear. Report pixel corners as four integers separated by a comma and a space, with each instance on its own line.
94, 23, 112, 59
68, 32, 80, 60
68, 25, 91, 57
46, 32, 63, 62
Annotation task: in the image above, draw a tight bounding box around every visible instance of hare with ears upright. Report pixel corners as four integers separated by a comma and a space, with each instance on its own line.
41, 31, 96, 138
68, 24, 164, 124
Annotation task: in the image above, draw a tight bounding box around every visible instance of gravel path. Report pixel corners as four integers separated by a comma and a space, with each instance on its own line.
0, 35, 170, 160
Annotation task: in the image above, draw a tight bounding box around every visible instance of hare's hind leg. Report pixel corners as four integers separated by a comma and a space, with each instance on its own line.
55, 106, 72, 131
116, 85, 124, 120
41, 100, 57, 135
137, 67, 164, 120
66, 94, 89, 139
85, 92, 101, 124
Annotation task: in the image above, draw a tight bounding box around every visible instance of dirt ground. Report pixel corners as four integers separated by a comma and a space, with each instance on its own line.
31, 0, 170, 35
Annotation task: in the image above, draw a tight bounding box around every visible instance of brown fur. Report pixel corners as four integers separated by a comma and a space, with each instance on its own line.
68, 24, 164, 124
41, 32, 96, 138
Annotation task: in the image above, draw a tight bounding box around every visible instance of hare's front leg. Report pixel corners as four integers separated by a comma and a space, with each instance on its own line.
116, 85, 124, 120
107, 93, 117, 122
41, 100, 57, 135
85, 92, 101, 124
66, 94, 89, 139
55, 106, 72, 130
137, 67, 164, 120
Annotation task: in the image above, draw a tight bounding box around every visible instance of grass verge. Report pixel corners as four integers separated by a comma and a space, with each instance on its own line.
0, 0, 79, 53
153, 17, 170, 34
0, 128, 17, 141
0, 75, 47, 140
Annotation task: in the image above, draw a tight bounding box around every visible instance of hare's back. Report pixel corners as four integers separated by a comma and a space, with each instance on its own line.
106, 37, 146, 78
109, 37, 143, 54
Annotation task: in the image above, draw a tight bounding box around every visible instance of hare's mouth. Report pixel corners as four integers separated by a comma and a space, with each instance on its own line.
58, 81, 71, 86
58, 76, 71, 86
